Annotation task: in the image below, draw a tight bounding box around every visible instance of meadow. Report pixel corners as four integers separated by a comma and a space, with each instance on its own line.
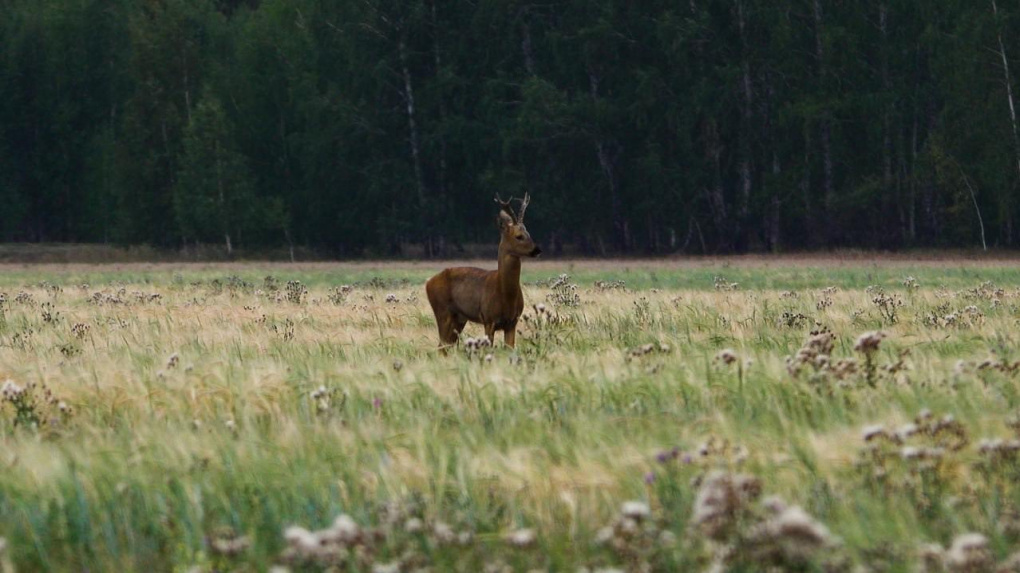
2, 258, 1020, 571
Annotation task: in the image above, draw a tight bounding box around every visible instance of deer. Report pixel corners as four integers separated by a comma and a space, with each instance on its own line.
425, 193, 541, 350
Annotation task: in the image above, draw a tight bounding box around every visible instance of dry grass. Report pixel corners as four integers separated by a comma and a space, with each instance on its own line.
0, 264, 1018, 570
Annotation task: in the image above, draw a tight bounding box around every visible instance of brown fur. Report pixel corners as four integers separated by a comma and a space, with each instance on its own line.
426, 196, 540, 349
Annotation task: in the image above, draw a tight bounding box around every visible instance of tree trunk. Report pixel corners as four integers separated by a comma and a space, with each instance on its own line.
589, 67, 626, 251
398, 31, 426, 206
992, 0, 1020, 245
704, 120, 729, 250
735, 0, 754, 251
909, 113, 918, 242
430, 0, 448, 255
801, 121, 813, 247
763, 69, 781, 252
813, 0, 834, 244
880, 2, 894, 244
520, 6, 536, 75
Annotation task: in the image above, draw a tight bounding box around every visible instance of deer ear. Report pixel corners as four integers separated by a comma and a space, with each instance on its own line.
497, 210, 514, 229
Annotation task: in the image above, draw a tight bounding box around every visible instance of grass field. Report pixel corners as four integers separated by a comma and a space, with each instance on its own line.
2, 258, 1020, 571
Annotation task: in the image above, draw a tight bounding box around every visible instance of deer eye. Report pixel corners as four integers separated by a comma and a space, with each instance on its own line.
516, 234, 525, 240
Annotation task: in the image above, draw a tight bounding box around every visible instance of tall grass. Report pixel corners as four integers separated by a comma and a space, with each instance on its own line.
0, 266, 1017, 570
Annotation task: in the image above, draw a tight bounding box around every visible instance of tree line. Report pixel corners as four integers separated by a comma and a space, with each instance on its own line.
1, 0, 1018, 256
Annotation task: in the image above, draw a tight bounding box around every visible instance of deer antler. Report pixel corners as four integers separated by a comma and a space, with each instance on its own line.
516, 193, 530, 223
494, 194, 517, 222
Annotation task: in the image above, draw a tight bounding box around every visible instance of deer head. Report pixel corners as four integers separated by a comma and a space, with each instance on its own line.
495, 193, 541, 257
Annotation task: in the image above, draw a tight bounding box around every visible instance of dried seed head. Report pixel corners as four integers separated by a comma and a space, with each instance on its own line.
331, 514, 360, 543
621, 501, 651, 521
715, 349, 739, 365
372, 562, 401, 573
691, 470, 762, 540
945, 533, 992, 572
405, 517, 424, 534
854, 331, 885, 354
505, 528, 537, 548
862, 424, 887, 442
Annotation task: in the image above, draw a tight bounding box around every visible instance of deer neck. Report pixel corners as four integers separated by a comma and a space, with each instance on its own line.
496, 243, 522, 297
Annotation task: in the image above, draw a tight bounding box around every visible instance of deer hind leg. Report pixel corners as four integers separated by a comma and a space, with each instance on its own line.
484, 323, 497, 346
504, 326, 516, 348
436, 311, 461, 347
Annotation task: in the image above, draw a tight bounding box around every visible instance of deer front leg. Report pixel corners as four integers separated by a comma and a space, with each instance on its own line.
504, 326, 516, 348
484, 323, 496, 346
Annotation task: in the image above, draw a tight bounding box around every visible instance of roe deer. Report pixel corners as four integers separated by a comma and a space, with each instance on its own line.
425, 194, 541, 349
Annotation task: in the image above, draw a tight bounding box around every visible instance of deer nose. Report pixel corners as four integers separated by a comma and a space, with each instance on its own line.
530, 246, 542, 257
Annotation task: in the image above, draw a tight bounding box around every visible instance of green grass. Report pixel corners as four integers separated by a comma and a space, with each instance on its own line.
0, 261, 1018, 571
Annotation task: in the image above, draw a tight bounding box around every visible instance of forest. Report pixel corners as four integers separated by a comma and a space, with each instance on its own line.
1, 0, 1019, 256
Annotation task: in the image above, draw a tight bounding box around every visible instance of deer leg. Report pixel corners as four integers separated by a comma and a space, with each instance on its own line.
504, 326, 516, 348
452, 315, 467, 341
484, 323, 496, 346
435, 311, 460, 349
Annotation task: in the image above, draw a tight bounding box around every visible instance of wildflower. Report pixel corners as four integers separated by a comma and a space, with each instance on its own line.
505, 528, 537, 548
484, 353, 494, 363
761, 495, 787, 514
71, 322, 90, 339
405, 517, 424, 534
166, 353, 179, 369
331, 514, 359, 543
715, 349, 738, 365
392, 359, 403, 372
432, 520, 456, 545
944, 533, 992, 572
1, 380, 24, 400
621, 501, 651, 521
284, 526, 319, 553
754, 504, 833, 550
853, 331, 885, 354
691, 470, 762, 540
373, 563, 400, 573
895, 423, 919, 441
209, 532, 251, 557
225, 419, 237, 433
385, 293, 398, 303
630, 343, 655, 357
862, 424, 887, 442
594, 526, 615, 545
373, 397, 383, 410
916, 543, 945, 573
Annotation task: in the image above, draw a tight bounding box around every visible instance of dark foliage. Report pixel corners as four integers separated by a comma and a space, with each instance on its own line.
0, 0, 1016, 255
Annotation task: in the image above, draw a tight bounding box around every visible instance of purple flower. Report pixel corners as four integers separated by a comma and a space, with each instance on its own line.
681, 453, 693, 464
644, 472, 655, 484
671, 446, 681, 459
373, 397, 382, 409
655, 451, 670, 464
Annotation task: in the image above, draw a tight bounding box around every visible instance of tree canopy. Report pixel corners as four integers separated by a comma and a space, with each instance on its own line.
1, 0, 1019, 255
